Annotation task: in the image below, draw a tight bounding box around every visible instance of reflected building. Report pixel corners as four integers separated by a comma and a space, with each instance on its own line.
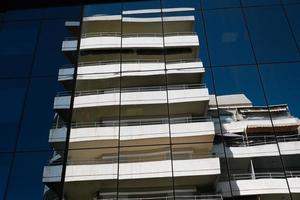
42, 3, 300, 200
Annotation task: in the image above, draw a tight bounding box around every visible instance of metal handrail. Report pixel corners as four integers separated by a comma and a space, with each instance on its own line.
64, 36, 78, 41
81, 32, 121, 38
229, 171, 300, 180
277, 134, 300, 142
98, 194, 223, 200
79, 32, 197, 39
50, 153, 215, 166
230, 172, 285, 180
56, 83, 206, 97
69, 117, 211, 129
225, 135, 276, 147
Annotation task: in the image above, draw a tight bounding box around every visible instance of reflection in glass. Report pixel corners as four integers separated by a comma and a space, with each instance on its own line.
0, 21, 39, 78
204, 8, 255, 66
244, 6, 300, 63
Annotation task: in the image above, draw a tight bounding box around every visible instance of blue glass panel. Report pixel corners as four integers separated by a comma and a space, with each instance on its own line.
0, 153, 12, 200
4, 8, 44, 21
6, 151, 55, 200
45, 6, 82, 20
202, 0, 240, 9
241, 0, 280, 6
0, 21, 39, 78
204, 8, 255, 66
244, 6, 300, 63
0, 79, 28, 152
16, 77, 64, 151
213, 65, 267, 106
285, 4, 300, 49
32, 20, 71, 76
260, 63, 300, 118
162, 0, 201, 11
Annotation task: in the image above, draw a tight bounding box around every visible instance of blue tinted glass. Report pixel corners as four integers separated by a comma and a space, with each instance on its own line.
0, 153, 12, 200
244, 6, 300, 63
32, 20, 71, 76
163, 11, 210, 67
260, 63, 300, 118
16, 77, 64, 151
162, 0, 201, 10
204, 8, 255, 66
213, 65, 267, 106
84, 3, 122, 16
6, 151, 53, 200
0, 21, 39, 78
241, 0, 280, 6
4, 8, 44, 21
123, 0, 161, 11
285, 4, 300, 49
45, 6, 82, 20
282, 0, 300, 3
0, 79, 28, 152
202, 0, 240, 9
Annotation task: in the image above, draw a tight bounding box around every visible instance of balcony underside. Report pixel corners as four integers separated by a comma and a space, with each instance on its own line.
55, 101, 209, 122
49, 121, 215, 150
217, 178, 300, 197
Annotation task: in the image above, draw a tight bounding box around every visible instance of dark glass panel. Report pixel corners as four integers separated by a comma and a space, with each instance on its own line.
4, 8, 44, 21
244, 6, 300, 63
0, 79, 28, 152
260, 63, 300, 118
32, 19, 71, 76
0, 153, 12, 200
44, 6, 82, 20
202, 0, 240, 9
16, 77, 64, 151
162, 0, 201, 11
242, 0, 280, 6
285, 4, 300, 49
204, 8, 255, 66
6, 151, 56, 200
0, 21, 39, 78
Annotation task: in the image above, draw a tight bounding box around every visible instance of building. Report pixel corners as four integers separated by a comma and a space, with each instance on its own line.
1, 1, 300, 200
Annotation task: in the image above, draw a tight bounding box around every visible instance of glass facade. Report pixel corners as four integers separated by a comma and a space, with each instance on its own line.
1, 1, 300, 200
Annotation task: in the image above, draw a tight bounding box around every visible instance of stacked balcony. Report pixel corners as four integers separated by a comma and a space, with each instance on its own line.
44, 8, 221, 200
210, 95, 300, 198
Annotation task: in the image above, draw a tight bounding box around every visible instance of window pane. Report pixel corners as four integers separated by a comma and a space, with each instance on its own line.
0, 21, 39, 78
6, 151, 58, 200
241, 0, 280, 6
244, 6, 300, 63
204, 8, 255, 66
0, 153, 12, 200
0, 79, 28, 152
285, 4, 300, 50
4, 8, 44, 21
32, 20, 72, 76
17, 77, 64, 151
202, 0, 240, 9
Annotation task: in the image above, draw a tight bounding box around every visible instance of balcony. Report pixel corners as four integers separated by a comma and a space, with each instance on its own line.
216, 116, 300, 135
49, 117, 215, 149
43, 155, 220, 183
53, 84, 210, 120
57, 59, 205, 90
217, 171, 300, 197
213, 134, 300, 158
79, 32, 199, 50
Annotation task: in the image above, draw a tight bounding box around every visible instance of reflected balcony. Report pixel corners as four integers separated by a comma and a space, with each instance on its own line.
217, 171, 300, 197
49, 117, 215, 149
57, 59, 205, 90
213, 134, 300, 158
43, 153, 220, 187
78, 32, 199, 50
53, 84, 210, 120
